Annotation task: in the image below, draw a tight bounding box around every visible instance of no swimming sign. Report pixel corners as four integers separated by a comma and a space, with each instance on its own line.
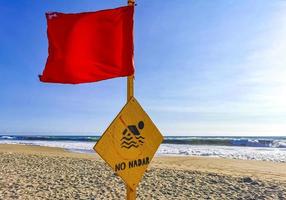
94, 97, 163, 190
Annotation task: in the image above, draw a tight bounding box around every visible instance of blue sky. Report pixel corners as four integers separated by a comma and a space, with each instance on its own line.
0, 0, 285, 136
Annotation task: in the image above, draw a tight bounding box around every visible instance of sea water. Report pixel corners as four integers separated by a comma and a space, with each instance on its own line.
0, 135, 285, 163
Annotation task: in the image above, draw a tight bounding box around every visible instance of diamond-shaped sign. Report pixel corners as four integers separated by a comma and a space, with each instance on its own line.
94, 97, 163, 189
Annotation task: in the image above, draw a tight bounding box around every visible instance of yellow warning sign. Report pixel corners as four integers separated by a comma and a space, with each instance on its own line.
94, 97, 163, 189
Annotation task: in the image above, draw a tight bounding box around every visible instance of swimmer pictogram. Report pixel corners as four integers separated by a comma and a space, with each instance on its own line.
119, 116, 145, 149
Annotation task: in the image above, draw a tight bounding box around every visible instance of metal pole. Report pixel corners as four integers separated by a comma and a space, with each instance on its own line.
127, 0, 135, 102
127, 75, 134, 101
126, 2, 136, 200
126, 184, 136, 200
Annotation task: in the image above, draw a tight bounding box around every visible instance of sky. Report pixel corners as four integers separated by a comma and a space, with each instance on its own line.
0, 0, 285, 136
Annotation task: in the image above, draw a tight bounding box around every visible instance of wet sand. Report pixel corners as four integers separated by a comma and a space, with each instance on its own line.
0, 144, 285, 199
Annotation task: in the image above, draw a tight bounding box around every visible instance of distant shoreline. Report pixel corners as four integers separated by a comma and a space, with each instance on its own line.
1, 135, 286, 147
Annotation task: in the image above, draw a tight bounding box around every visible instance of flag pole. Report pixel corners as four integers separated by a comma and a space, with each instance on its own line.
126, 0, 136, 198
127, 0, 135, 103
127, 75, 134, 101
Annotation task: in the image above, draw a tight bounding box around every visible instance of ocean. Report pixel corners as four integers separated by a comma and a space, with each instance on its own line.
0, 135, 285, 163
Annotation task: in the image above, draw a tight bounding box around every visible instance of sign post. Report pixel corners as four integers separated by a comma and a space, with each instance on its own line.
126, 78, 135, 198
127, 75, 134, 102
127, 0, 135, 103
127, 0, 135, 198
94, 1, 163, 200
127, 185, 136, 200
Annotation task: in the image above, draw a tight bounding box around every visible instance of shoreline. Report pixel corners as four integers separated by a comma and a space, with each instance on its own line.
0, 144, 285, 182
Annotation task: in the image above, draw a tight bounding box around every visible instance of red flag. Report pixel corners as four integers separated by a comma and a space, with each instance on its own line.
39, 6, 134, 84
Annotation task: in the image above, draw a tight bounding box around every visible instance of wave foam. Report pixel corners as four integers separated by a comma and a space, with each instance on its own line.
0, 140, 286, 162
157, 144, 286, 162
0, 136, 15, 140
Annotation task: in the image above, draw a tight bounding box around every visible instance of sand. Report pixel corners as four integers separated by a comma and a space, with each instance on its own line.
0, 144, 285, 199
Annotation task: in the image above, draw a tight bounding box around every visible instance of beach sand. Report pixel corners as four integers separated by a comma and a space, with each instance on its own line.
0, 144, 285, 199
